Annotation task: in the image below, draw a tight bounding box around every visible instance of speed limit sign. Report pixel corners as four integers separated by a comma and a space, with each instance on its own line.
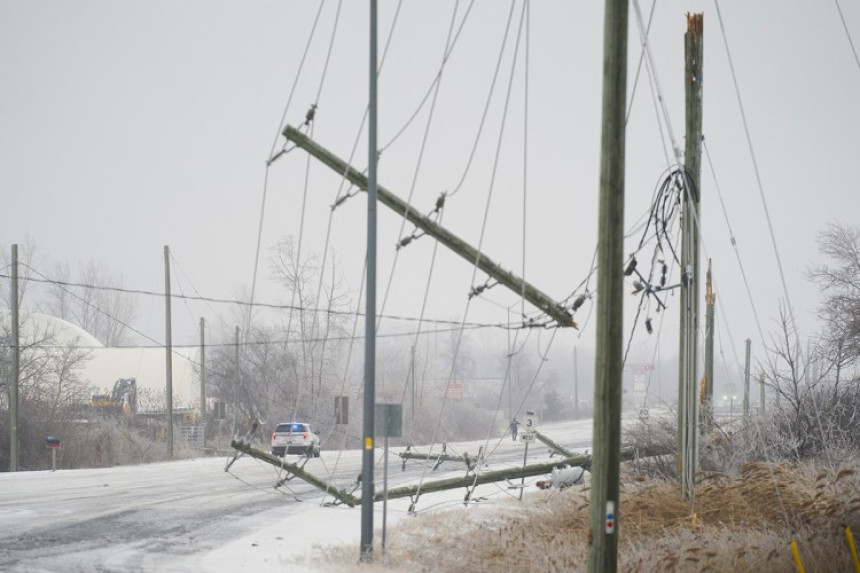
523, 410, 538, 435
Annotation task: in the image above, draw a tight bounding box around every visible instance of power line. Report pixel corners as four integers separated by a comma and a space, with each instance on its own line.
21, 264, 165, 350
834, 0, 860, 76
380, 0, 464, 353
4, 268, 516, 331
379, 1, 474, 154
713, 1, 848, 542
0, 322, 501, 352
447, 1, 515, 198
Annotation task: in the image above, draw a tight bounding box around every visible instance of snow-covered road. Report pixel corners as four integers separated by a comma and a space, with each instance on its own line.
0, 416, 615, 571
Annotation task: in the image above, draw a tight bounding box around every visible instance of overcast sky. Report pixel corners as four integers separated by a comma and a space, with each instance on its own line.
2, 1, 859, 395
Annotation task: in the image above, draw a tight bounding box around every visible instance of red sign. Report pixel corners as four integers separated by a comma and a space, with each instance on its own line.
446, 380, 464, 399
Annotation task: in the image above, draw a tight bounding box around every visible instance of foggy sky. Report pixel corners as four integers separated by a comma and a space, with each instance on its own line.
2, 1, 859, 400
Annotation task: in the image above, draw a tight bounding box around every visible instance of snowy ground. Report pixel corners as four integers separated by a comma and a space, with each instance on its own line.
0, 414, 650, 572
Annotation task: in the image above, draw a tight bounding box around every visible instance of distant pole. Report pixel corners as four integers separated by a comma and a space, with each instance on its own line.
678, 13, 703, 500
360, 0, 378, 562
703, 260, 715, 431
233, 326, 239, 438
164, 245, 174, 460
410, 345, 416, 436
574, 346, 580, 418
759, 371, 765, 414
743, 339, 751, 417
586, 0, 628, 570
507, 308, 513, 421
9, 244, 19, 472
200, 317, 206, 445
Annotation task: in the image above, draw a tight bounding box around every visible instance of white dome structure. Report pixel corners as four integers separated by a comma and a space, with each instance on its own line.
3, 312, 201, 411
14, 311, 104, 348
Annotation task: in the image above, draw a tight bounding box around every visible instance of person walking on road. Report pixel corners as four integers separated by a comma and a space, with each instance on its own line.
509, 419, 520, 441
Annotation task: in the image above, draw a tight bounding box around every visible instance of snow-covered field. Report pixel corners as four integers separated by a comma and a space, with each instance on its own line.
0, 415, 651, 571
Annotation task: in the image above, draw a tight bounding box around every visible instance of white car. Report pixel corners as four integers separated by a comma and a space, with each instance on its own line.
271, 422, 321, 457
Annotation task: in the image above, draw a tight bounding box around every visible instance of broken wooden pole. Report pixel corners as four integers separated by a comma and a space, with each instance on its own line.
374, 453, 592, 502
232, 440, 667, 507
230, 440, 359, 507
535, 431, 575, 457
282, 125, 577, 329
398, 450, 473, 470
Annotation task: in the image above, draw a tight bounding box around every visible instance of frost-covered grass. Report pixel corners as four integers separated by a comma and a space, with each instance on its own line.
312, 458, 860, 572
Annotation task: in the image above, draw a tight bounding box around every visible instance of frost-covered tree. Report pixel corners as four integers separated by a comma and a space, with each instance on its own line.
45, 259, 136, 346
808, 222, 860, 380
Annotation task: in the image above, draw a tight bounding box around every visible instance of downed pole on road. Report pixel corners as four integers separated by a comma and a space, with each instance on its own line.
379, 443, 671, 504
231, 439, 666, 509
374, 452, 593, 503
398, 444, 484, 471
535, 431, 575, 457
230, 439, 360, 507
398, 432, 572, 469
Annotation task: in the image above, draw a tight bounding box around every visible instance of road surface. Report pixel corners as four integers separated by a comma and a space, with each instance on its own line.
0, 417, 604, 571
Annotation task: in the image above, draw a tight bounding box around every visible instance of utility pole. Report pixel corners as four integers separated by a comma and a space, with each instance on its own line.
233, 326, 239, 438
759, 371, 765, 414
586, 0, 628, 570
677, 13, 703, 500
702, 260, 715, 431
200, 317, 206, 448
743, 339, 751, 417
361, 0, 378, 562
410, 345, 416, 436
574, 346, 580, 419
282, 125, 576, 329
164, 245, 174, 460
9, 244, 19, 472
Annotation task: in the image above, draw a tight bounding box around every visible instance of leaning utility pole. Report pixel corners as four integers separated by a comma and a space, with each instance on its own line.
702, 259, 715, 431
164, 245, 174, 460
281, 128, 577, 329
360, 0, 379, 562
677, 12, 703, 500
9, 244, 19, 472
587, 0, 628, 571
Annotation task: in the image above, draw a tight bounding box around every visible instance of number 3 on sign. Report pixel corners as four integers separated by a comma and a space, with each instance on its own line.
524, 410, 537, 431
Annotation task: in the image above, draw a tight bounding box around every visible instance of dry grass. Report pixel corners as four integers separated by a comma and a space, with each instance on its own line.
311, 460, 860, 572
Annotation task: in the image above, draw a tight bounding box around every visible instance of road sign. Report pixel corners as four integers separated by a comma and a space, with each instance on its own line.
522, 410, 538, 435
520, 432, 535, 442
335, 396, 349, 424
446, 380, 464, 399
375, 403, 402, 438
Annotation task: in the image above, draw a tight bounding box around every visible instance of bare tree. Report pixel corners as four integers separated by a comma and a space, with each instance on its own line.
808, 222, 860, 376
72, 260, 136, 346
41, 259, 137, 346
45, 261, 73, 321
268, 237, 349, 415
0, 313, 94, 469
200, 238, 352, 445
